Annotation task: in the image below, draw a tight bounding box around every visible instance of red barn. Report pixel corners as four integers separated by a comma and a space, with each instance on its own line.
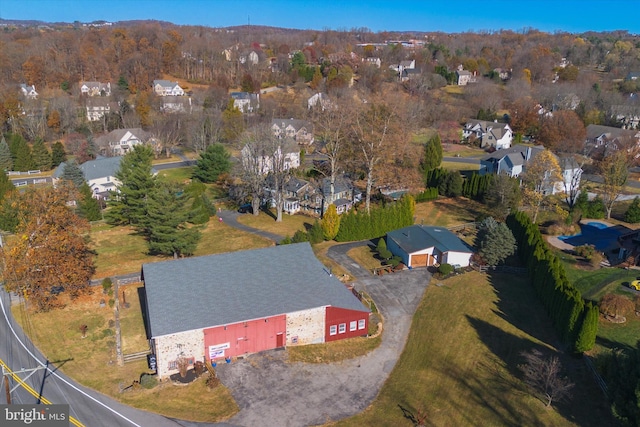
142, 243, 370, 379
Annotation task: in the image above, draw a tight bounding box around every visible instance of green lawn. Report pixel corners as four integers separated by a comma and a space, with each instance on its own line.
441, 160, 480, 172
331, 271, 613, 426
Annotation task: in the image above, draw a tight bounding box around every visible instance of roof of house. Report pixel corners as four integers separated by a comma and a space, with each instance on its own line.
231, 91, 258, 100
585, 124, 635, 140
94, 128, 150, 146
53, 156, 121, 181
153, 79, 179, 88
480, 144, 544, 162
320, 176, 353, 196
387, 225, 473, 255
142, 242, 368, 337
271, 118, 311, 132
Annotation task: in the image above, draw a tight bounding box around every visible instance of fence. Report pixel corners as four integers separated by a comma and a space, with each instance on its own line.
583, 355, 608, 397
123, 349, 151, 364
447, 222, 478, 232
7, 170, 42, 176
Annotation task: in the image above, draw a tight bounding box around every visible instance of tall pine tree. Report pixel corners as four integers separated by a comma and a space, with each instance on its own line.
77, 182, 102, 221
51, 141, 67, 168
106, 145, 156, 226
32, 139, 52, 171
0, 136, 13, 172
192, 143, 231, 183
61, 160, 86, 188
421, 133, 443, 175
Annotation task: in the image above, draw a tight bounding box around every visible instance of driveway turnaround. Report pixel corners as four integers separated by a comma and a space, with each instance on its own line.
214, 267, 431, 427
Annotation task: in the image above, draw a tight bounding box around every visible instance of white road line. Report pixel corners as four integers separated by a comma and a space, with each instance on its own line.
0, 290, 142, 427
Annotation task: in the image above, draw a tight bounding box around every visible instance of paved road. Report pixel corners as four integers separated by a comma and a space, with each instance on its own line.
0, 287, 193, 427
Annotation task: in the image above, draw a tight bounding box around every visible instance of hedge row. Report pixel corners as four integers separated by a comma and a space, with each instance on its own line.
506, 211, 598, 353
335, 195, 415, 242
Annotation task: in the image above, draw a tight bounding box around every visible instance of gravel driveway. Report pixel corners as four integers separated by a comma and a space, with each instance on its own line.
214, 265, 431, 427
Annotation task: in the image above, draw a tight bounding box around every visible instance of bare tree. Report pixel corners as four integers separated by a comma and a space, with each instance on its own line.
151, 113, 185, 158
520, 149, 563, 223
519, 349, 574, 408
239, 127, 270, 216
599, 150, 629, 219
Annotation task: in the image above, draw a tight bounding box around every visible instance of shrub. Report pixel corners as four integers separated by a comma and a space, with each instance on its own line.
438, 263, 454, 276
388, 256, 402, 267
574, 244, 596, 260
140, 373, 158, 389
101, 278, 113, 295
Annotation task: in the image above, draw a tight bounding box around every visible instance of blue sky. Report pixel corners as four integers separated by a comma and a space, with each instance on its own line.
1, 0, 638, 34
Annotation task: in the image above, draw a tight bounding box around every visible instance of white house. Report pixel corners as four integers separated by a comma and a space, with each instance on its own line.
19, 84, 38, 99
153, 80, 185, 97
85, 98, 115, 122
241, 141, 300, 175
480, 145, 581, 195
308, 93, 333, 110
94, 128, 154, 156
386, 225, 473, 268
271, 118, 314, 145
80, 81, 111, 97
463, 119, 513, 150
231, 92, 260, 113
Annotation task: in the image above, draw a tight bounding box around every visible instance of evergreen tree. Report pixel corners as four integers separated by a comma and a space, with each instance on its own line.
192, 143, 231, 183
106, 145, 156, 226
184, 180, 213, 225
625, 197, 640, 223
421, 133, 443, 174
222, 99, 244, 143
50, 141, 67, 168
13, 138, 35, 172
0, 170, 14, 203
474, 217, 517, 266
0, 136, 13, 172
31, 139, 52, 171
321, 203, 340, 240
574, 303, 598, 353
308, 220, 324, 244
143, 181, 202, 258
77, 182, 102, 221
574, 188, 589, 213
60, 160, 85, 188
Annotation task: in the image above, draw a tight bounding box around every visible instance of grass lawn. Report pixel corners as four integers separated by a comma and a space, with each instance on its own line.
156, 166, 195, 182
91, 219, 273, 277
11, 284, 238, 422
414, 197, 486, 227
331, 271, 613, 427
236, 209, 315, 238
441, 160, 480, 172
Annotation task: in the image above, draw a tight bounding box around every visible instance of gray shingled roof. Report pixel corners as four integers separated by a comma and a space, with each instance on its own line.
53, 156, 122, 180
271, 118, 311, 132
387, 225, 473, 255
142, 243, 368, 337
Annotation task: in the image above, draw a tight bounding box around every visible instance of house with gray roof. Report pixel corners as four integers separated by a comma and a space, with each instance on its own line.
271, 118, 314, 145
463, 119, 513, 150
142, 243, 370, 379
231, 92, 260, 113
94, 128, 155, 156
52, 156, 121, 199
153, 80, 184, 97
386, 225, 473, 268
585, 124, 640, 149
80, 81, 111, 97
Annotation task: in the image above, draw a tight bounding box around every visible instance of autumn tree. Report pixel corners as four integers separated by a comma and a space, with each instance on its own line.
599, 150, 629, 219
521, 149, 563, 223
351, 101, 402, 213
321, 203, 340, 241
0, 184, 95, 311
221, 99, 244, 143
518, 349, 574, 408
106, 145, 157, 226
600, 293, 634, 321
537, 110, 586, 153
507, 97, 540, 138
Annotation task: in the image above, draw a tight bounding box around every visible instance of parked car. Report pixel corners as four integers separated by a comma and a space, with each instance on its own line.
238, 204, 253, 214
630, 280, 640, 291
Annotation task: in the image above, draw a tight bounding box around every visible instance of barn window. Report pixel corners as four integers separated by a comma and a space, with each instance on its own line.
329, 325, 337, 335
338, 323, 346, 334
358, 319, 366, 330
350, 321, 357, 331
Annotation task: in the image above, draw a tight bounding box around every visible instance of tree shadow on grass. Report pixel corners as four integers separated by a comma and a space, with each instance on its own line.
466, 316, 614, 427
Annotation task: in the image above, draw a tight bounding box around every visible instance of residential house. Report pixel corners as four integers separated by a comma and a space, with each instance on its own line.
586, 124, 640, 149
80, 81, 111, 97
479, 145, 581, 195
610, 105, 640, 130
161, 96, 192, 114
493, 68, 512, 81
300, 176, 361, 216
462, 119, 513, 150
271, 118, 314, 145
263, 175, 311, 214
308, 93, 333, 110
142, 242, 370, 379
153, 80, 185, 97
19, 84, 38, 99
85, 98, 116, 122
389, 59, 415, 77
231, 92, 260, 113
386, 225, 473, 268
625, 71, 640, 81
52, 156, 122, 200
362, 57, 381, 68
94, 128, 155, 156
455, 66, 477, 86
241, 140, 300, 175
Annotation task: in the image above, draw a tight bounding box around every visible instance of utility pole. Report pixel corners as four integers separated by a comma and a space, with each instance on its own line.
114, 279, 124, 366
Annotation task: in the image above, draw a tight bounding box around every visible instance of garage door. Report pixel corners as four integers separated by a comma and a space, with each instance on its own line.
411, 254, 428, 267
